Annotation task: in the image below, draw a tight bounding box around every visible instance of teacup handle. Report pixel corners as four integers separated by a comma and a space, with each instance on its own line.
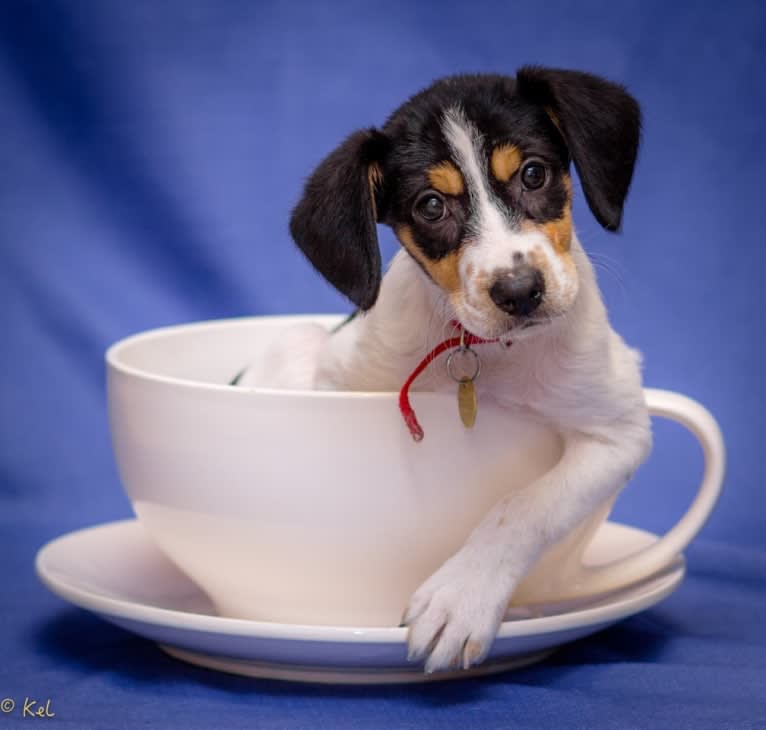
576, 388, 726, 594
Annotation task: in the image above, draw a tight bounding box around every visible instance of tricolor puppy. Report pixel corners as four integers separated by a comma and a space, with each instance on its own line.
253, 67, 651, 673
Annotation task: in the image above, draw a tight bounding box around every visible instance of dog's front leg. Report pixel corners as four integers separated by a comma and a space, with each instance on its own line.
404, 422, 651, 673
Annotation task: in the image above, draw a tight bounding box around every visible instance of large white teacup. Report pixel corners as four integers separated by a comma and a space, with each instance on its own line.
106, 316, 725, 627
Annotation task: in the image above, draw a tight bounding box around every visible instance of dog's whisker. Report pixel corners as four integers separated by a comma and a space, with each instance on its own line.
573, 246, 628, 297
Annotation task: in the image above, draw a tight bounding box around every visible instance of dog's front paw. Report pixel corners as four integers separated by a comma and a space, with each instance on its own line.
403, 553, 515, 674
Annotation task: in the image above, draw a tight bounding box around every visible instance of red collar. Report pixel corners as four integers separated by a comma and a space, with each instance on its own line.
398, 320, 504, 441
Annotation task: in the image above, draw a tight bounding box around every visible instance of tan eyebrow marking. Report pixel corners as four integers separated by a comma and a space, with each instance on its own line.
490, 144, 522, 183
427, 161, 465, 196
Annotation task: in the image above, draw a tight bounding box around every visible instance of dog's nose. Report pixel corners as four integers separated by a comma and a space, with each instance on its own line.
489, 267, 545, 316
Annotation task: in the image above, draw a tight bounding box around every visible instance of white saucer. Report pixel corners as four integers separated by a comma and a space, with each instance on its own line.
36, 519, 684, 684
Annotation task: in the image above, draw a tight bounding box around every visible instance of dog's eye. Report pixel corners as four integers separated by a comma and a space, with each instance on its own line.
521, 162, 547, 191
414, 193, 447, 222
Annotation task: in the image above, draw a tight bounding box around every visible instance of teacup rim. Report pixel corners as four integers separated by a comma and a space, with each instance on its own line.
105, 314, 444, 401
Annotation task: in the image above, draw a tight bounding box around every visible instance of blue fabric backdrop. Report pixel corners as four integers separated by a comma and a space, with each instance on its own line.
1, 0, 764, 727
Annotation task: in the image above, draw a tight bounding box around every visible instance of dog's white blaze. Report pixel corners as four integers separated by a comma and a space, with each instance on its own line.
442, 108, 509, 249
441, 108, 568, 305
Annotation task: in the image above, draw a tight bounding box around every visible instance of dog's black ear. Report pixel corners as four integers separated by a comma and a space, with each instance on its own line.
290, 128, 389, 310
516, 66, 641, 231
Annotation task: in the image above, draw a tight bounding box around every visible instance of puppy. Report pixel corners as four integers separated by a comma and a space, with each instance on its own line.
247, 67, 651, 673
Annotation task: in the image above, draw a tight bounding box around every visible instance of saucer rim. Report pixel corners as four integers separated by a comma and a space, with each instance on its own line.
36, 518, 685, 645
159, 644, 558, 685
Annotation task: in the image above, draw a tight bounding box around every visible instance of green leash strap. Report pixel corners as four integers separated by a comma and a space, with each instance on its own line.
228, 311, 359, 386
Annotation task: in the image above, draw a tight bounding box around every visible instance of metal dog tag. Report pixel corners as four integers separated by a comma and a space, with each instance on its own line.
446, 337, 482, 431
457, 377, 478, 428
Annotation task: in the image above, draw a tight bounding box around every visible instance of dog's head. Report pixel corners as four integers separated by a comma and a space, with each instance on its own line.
290, 67, 640, 338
